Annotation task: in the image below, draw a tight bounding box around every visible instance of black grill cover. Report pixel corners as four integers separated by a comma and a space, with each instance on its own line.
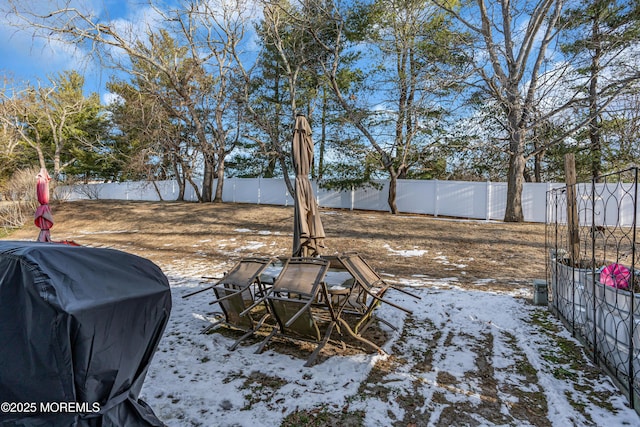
0, 241, 172, 426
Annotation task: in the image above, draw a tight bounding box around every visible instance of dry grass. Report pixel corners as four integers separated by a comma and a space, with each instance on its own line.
5, 199, 547, 291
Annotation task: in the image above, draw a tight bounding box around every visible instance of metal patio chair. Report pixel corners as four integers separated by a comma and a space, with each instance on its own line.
338, 252, 421, 334
252, 257, 334, 366
253, 257, 388, 366
183, 257, 275, 350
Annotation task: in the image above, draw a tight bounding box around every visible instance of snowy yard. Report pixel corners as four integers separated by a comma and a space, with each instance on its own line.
141, 264, 639, 426
6, 201, 638, 426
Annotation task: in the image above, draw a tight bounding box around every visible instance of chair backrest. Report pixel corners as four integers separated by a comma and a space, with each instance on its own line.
338, 253, 386, 290
272, 257, 329, 297
268, 257, 330, 340
222, 257, 273, 287
215, 257, 273, 327
220, 257, 273, 300
338, 252, 413, 320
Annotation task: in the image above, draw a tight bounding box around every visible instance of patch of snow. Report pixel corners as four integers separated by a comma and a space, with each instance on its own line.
383, 244, 427, 257
434, 254, 468, 269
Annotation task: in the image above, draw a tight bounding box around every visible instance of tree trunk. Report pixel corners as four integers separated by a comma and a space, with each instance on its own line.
589, 16, 602, 183
280, 153, 294, 197
504, 141, 526, 222
201, 154, 214, 202
171, 155, 186, 201
186, 175, 202, 202
36, 146, 46, 171
318, 91, 327, 181
534, 150, 544, 183
177, 177, 185, 201
151, 180, 164, 201
388, 172, 399, 214
213, 156, 225, 203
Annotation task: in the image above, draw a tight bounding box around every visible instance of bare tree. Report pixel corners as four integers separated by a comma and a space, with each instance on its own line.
559, 0, 640, 182
434, 0, 566, 222
233, 0, 317, 196
4, 0, 251, 202
0, 85, 29, 188
0, 86, 48, 171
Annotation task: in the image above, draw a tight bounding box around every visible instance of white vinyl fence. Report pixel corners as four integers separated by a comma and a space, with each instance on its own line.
56, 178, 571, 223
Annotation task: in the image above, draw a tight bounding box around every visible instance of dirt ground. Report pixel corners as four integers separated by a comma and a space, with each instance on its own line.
6, 199, 548, 292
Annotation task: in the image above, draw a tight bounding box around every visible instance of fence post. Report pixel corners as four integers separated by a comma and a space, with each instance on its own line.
350, 185, 355, 211
630, 168, 639, 409
485, 180, 491, 221
434, 179, 439, 217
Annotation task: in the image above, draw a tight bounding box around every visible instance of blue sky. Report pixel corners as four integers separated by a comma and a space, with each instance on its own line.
0, 1, 132, 99
0, 0, 262, 102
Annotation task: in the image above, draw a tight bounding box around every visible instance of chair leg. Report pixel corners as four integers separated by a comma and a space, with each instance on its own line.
201, 317, 224, 334
228, 313, 270, 351
304, 322, 336, 367
337, 318, 386, 356
359, 315, 397, 335
229, 329, 255, 351
376, 316, 397, 331
255, 328, 278, 354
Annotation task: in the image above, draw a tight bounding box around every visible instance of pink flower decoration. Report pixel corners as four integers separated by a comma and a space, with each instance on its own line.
600, 263, 631, 289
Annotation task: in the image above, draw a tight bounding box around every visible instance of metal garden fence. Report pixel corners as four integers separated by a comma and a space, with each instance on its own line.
546, 167, 640, 410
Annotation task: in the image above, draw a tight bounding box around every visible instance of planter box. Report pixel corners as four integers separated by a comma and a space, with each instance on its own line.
551, 258, 640, 389
550, 260, 594, 335
593, 277, 640, 382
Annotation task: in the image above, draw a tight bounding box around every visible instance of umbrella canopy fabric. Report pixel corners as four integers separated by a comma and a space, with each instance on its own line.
292, 114, 325, 257
34, 168, 54, 242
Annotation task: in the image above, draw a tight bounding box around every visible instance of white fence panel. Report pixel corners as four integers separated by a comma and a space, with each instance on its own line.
602, 183, 624, 227
260, 178, 291, 205
55, 184, 84, 201
577, 183, 595, 226
522, 183, 550, 223
317, 186, 351, 209
619, 183, 636, 227
57, 177, 636, 224
437, 181, 488, 219
488, 182, 507, 221
396, 180, 435, 215
352, 181, 390, 212
101, 182, 127, 199
130, 181, 163, 201
222, 177, 240, 203
154, 180, 175, 200
186, 180, 202, 202
227, 178, 260, 203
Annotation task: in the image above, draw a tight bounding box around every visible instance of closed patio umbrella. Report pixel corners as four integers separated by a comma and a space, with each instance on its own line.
292, 114, 325, 257
34, 168, 54, 242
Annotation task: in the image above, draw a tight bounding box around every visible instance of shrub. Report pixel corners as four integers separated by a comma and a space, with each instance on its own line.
0, 167, 42, 230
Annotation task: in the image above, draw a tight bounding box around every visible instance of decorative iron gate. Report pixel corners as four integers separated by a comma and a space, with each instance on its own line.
546, 167, 639, 410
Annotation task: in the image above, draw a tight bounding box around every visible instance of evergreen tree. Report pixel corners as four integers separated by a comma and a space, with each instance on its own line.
560, 0, 640, 181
